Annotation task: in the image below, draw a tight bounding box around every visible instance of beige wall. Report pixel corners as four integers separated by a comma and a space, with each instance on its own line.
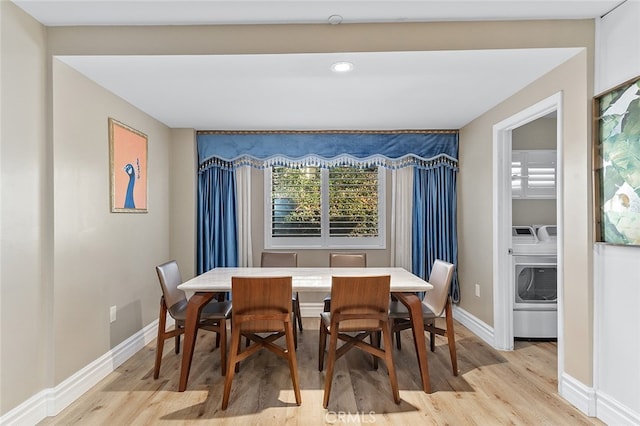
512, 117, 557, 150
459, 50, 593, 383
0, 1, 49, 413
51, 60, 172, 382
512, 199, 557, 226
169, 129, 197, 280
1, 12, 598, 416
1, 2, 173, 414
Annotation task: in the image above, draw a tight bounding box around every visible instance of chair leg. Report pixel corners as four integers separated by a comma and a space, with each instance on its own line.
322, 323, 341, 408
294, 293, 303, 331
222, 324, 242, 410
236, 330, 242, 373
215, 295, 224, 350
175, 334, 181, 354
154, 299, 168, 380
292, 312, 298, 350
445, 301, 459, 376
394, 321, 402, 350
370, 332, 379, 370
381, 321, 401, 404
219, 319, 227, 376
284, 320, 302, 405
430, 330, 435, 352
292, 308, 297, 335
318, 321, 327, 371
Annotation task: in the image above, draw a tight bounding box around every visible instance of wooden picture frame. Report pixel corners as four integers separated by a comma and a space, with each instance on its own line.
593, 75, 640, 245
109, 118, 148, 213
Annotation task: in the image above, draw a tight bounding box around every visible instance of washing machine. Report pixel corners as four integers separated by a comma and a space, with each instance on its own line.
511, 225, 558, 339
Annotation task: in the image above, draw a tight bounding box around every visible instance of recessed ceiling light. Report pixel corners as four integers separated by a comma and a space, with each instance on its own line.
330, 61, 354, 73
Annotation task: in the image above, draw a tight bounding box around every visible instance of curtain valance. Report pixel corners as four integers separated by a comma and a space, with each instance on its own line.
197, 131, 458, 171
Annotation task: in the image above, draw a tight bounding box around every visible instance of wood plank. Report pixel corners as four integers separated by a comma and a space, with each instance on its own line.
38, 318, 604, 425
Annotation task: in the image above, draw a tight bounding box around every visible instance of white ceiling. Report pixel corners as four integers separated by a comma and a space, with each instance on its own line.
14, 1, 622, 130
13, 1, 623, 26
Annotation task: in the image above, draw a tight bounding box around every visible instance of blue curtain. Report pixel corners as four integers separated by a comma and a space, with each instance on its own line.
197, 131, 458, 165
196, 131, 459, 302
197, 164, 238, 274
412, 164, 460, 303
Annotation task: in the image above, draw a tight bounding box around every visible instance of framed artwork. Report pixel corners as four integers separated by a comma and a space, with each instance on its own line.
593, 75, 640, 245
109, 118, 148, 213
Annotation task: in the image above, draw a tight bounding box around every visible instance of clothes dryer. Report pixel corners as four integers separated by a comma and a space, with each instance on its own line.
512, 225, 557, 338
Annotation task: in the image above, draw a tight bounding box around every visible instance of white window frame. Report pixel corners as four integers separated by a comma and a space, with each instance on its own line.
264, 166, 386, 249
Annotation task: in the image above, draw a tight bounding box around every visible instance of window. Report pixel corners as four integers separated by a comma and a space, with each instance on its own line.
512, 150, 556, 199
265, 166, 385, 249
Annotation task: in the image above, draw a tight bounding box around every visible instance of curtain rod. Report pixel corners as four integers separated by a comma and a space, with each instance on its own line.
197, 129, 458, 135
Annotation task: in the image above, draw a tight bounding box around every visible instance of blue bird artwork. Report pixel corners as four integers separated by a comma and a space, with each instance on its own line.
123, 163, 136, 208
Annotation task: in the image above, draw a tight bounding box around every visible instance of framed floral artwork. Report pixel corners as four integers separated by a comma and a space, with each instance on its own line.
593, 75, 640, 245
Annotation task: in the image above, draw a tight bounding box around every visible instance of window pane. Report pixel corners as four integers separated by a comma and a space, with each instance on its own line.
271, 167, 321, 237
329, 166, 379, 237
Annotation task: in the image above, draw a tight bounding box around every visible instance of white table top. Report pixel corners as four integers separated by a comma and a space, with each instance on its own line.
178, 267, 432, 293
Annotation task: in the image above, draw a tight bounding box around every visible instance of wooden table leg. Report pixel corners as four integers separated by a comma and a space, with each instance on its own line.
392, 292, 431, 393
178, 292, 215, 392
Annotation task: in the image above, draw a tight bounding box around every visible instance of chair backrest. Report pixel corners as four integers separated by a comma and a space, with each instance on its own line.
261, 251, 298, 267
329, 252, 367, 267
330, 275, 390, 331
231, 276, 293, 333
156, 260, 188, 318
424, 260, 455, 316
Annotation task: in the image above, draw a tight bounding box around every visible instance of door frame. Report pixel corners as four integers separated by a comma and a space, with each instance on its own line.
492, 92, 564, 382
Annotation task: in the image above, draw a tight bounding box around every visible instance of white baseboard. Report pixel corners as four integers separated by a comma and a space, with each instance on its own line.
596, 390, 640, 426
0, 319, 159, 426
559, 372, 597, 417
452, 305, 495, 347
563, 359, 640, 423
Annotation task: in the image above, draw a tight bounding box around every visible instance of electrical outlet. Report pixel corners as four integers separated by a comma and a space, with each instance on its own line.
110, 305, 117, 323
475, 284, 480, 297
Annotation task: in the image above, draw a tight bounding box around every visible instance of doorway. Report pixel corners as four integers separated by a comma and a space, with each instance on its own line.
492, 92, 564, 384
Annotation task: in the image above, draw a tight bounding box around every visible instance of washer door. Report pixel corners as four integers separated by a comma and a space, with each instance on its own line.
515, 265, 557, 304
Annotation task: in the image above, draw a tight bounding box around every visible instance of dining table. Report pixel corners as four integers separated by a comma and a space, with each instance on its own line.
177, 266, 434, 393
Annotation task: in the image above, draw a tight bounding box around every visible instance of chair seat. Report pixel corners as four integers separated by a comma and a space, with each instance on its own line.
388, 300, 437, 321
201, 300, 233, 318
320, 312, 382, 333
171, 299, 232, 321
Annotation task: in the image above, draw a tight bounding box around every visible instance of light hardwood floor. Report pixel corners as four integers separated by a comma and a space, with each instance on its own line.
39, 318, 603, 425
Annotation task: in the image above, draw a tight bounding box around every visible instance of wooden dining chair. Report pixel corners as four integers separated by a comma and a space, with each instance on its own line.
222, 276, 301, 410
319, 275, 400, 408
261, 251, 302, 346
154, 260, 232, 379
389, 259, 458, 376
323, 252, 367, 312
